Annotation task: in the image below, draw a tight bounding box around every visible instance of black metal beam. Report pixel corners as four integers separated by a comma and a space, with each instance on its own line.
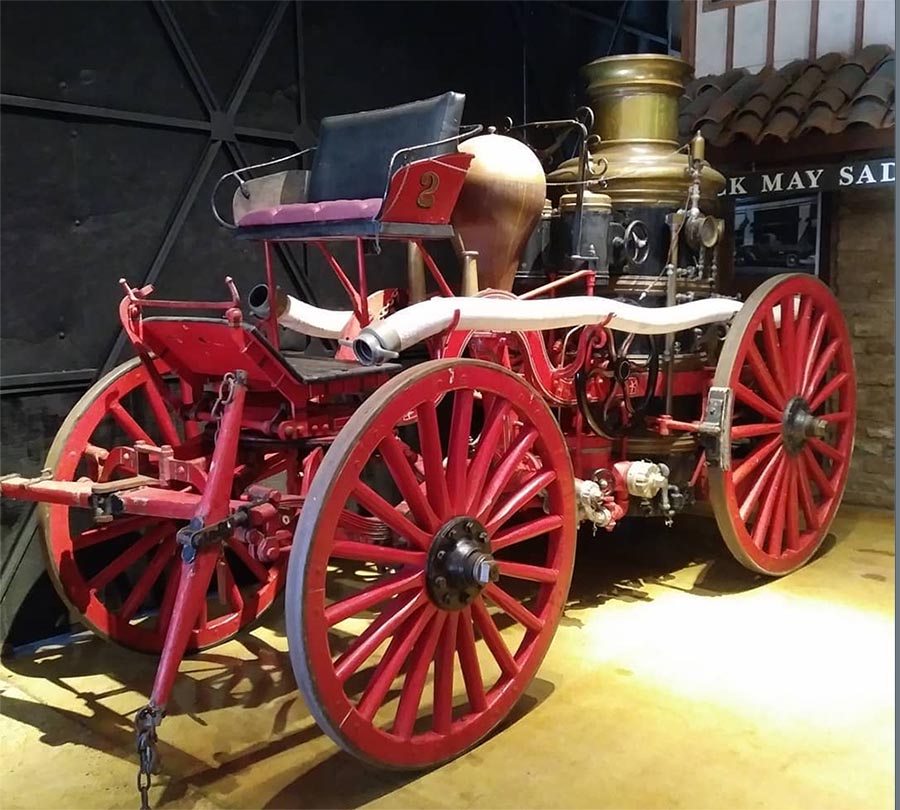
0, 368, 96, 397
559, 2, 668, 45
226, 1, 290, 116
0, 93, 296, 145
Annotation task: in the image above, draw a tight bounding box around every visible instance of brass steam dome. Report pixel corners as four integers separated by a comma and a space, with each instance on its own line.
549, 54, 726, 208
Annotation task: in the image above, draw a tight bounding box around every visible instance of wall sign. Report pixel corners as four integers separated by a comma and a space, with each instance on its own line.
720, 158, 895, 198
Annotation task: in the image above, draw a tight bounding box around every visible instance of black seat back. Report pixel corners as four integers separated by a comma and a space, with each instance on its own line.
306, 91, 465, 203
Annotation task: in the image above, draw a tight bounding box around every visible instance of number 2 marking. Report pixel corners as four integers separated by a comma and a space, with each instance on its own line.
416, 171, 440, 209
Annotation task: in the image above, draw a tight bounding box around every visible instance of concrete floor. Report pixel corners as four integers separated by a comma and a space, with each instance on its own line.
0, 504, 894, 810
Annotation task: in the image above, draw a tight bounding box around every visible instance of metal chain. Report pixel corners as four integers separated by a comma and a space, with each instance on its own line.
134, 704, 163, 810
211, 371, 237, 444
210, 371, 237, 421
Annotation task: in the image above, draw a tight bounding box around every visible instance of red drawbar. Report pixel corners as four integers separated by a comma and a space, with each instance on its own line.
380, 152, 473, 224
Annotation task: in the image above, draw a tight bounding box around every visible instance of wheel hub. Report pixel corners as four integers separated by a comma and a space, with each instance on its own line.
782, 396, 828, 454
426, 517, 498, 611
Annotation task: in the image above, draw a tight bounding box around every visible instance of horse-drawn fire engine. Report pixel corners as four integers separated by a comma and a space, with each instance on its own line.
0, 55, 855, 806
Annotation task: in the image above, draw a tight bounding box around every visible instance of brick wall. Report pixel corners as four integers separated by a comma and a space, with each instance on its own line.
832, 187, 895, 509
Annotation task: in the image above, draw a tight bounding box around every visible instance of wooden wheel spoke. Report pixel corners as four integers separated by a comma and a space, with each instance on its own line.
750, 456, 788, 549
747, 342, 787, 410
432, 611, 459, 734
483, 582, 544, 633
801, 311, 828, 394
808, 371, 851, 413
331, 540, 426, 569
392, 612, 447, 738
802, 446, 835, 498
471, 598, 519, 678
446, 389, 475, 512
334, 591, 431, 683
416, 402, 452, 520
819, 411, 852, 423
74, 516, 161, 550
803, 338, 840, 401
731, 422, 782, 439
456, 607, 487, 713
761, 312, 789, 399
778, 294, 799, 390
464, 400, 514, 512
492, 514, 563, 552
796, 461, 819, 530
475, 426, 539, 521
808, 436, 843, 463
119, 540, 176, 621
765, 464, 791, 557
107, 401, 155, 446
158, 558, 181, 633
794, 296, 814, 390
352, 482, 431, 551
325, 569, 424, 627
142, 380, 180, 447
486, 470, 557, 535
496, 559, 559, 584
87, 522, 173, 592
355, 612, 419, 721
735, 383, 783, 423
739, 446, 784, 522
379, 435, 439, 533
733, 435, 781, 486
785, 463, 801, 551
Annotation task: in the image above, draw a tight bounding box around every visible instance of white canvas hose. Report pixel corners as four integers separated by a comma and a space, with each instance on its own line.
247, 284, 352, 339
353, 295, 744, 365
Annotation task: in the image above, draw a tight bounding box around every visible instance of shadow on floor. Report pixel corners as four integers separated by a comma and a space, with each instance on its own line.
259, 678, 554, 810
1, 514, 842, 808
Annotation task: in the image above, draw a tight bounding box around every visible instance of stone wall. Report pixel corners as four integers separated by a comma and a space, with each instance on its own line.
832, 186, 895, 509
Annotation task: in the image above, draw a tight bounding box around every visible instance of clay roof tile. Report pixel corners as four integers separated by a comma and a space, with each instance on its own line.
846, 44, 893, 73
678, 46, 894, 147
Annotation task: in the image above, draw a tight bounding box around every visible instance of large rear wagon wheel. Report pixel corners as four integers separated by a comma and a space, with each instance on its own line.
286, 359, 576, 768
40, 356, 296, 653
709, 274, 856, 575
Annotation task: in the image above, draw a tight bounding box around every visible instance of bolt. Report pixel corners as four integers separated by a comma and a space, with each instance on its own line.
465, 520, 474, 532
441, 593, 452, 606
478, 531, 488, 543
460, 591, 470, 604
436, 550, 446, 560
473, 559, 498, 586
434, 576, 447, 590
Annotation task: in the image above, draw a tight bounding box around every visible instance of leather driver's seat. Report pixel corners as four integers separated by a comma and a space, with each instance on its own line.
231, 92, 466, 237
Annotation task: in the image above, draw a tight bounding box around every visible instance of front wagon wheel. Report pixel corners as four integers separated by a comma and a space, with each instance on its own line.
286, 359, 576, 768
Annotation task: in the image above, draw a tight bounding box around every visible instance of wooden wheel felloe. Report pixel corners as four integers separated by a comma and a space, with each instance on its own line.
286, 359, 576, 768
709, 274, 856, 576
40, 357, 295, 653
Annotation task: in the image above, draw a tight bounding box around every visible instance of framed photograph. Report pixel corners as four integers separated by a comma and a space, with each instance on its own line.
733, 194, 822, 278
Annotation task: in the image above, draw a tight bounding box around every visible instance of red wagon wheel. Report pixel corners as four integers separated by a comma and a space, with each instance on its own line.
286, 359, 576, 768
709, 274, 856, 575
40, 356, 296, 653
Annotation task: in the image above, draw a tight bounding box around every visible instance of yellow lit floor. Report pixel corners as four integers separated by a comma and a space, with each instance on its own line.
1, 504, 894, 810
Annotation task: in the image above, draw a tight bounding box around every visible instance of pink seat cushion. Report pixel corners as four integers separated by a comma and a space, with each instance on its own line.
238, 198, 383, 227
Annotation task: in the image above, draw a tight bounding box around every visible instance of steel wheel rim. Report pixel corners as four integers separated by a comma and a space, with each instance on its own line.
40, 357, 291, 652
710, 274, 856, 575
287, 359, 576, 768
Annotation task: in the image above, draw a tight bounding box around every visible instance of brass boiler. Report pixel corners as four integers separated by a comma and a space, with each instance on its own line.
548, 54, 727, 300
